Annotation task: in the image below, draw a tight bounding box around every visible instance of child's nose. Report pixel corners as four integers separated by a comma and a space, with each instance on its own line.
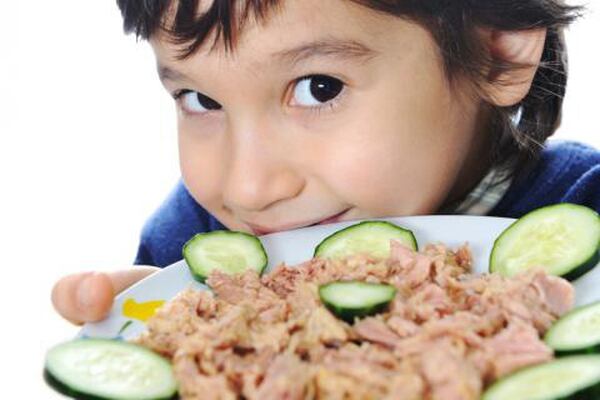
221, 128, 305, 213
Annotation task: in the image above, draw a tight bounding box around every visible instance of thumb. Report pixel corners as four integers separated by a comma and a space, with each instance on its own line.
51, 266, 159, 325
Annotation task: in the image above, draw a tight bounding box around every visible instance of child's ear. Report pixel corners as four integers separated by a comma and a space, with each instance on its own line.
483, 28, 547, 107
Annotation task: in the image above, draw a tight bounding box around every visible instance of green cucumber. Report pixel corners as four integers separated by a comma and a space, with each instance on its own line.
183, 230, 268, 283
482, 355, 600, 400
314, 221, 417, 260
319, 281, 397, 323
44, 339, 177, 400
490, 203, 600, 280
545, 301, 600, 355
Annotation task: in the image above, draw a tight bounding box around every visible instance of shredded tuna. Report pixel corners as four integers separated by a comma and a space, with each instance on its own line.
353, 317, 402, 348
135, 243, 575, 400
483, 320, 554, 379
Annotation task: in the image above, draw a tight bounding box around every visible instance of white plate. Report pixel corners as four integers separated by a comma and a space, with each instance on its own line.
79, 215, 600, 340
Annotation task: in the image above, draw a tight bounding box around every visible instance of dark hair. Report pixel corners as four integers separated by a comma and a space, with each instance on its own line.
117, 0, 582, 176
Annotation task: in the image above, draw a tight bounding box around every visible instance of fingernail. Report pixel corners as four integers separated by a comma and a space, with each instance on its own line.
77, 273, 95, 309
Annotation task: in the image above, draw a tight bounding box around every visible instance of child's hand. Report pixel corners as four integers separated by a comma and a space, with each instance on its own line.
51, 266, 160, 325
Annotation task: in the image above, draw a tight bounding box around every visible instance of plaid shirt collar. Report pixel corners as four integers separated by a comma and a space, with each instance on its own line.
440, 167, 513, 216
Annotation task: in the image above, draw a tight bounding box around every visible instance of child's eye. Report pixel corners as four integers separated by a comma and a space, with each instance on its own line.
175, 90, 222, 114
290, 75, 344, 107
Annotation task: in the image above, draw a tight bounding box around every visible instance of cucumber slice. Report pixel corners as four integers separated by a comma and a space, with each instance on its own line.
183, 230, 268, 283
482, 355, 600, 400
44, 339, 177, 400
314, 221, 418, 260
490, 203, 600, 280
545, 301, 600, 355
319, 281, 397, 323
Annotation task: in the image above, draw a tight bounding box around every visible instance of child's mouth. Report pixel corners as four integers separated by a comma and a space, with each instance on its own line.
249, 208, 351, 236
312, 209, 351, 226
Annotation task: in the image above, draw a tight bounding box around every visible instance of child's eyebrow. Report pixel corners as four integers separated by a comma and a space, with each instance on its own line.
158, 66, 191, 84
157, 39, 378, 84
273, 38, 378, 67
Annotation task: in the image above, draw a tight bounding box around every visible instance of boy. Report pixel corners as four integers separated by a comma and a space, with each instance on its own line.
52, 0, 599, 324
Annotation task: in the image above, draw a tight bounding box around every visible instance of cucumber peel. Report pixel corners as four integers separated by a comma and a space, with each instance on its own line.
314, 220, 418, 260
44, 339, 177, 400
545, 301, 600, 355
482, 355, 600, 400
183, 230, 268, 283
490, 203, 600, 281
319, 281, 397, 323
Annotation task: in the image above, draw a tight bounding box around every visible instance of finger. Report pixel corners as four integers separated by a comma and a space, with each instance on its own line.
51, 266, 160, 325
51, 271, 114, 325
107, 266, 160, 295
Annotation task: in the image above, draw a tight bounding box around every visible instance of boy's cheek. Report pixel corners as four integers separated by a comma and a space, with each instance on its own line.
320, 101, 476, 217
315, 133, 426, 215
178, 139, 225, 204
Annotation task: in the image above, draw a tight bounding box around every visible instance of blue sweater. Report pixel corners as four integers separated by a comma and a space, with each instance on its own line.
134, 141, 600, 268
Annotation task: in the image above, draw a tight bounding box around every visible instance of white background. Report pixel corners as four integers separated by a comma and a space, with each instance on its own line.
1, 1, 598, 397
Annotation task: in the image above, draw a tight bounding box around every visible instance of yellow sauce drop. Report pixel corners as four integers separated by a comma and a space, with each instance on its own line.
122, 298, 165, 322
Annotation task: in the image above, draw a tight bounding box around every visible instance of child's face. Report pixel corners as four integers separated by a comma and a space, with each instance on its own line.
151, 0, 489, 235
